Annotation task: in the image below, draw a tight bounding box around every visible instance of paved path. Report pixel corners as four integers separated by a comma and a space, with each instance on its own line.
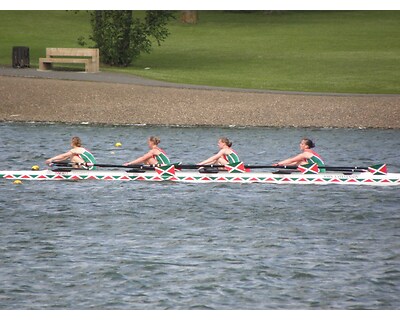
1, 66, 397, 97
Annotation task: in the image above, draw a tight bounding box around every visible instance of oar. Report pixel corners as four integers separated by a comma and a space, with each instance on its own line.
176, 164, 227, 169
49, 161, 155, 170
178, 164, 368, 172
49, 161, 379, 173
245, 165, 368, 172
181, 164, 374, 173
50, 161, 227, 170
64, 162, 292, 170
243, 165, 298, 169
320, 166, 368, 171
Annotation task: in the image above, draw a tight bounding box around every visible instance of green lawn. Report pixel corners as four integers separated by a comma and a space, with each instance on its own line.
1, 10, 400, 93
0, 11, 91, 65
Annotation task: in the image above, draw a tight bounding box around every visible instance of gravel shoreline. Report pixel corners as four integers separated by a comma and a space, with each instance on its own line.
1, 75, 399, 128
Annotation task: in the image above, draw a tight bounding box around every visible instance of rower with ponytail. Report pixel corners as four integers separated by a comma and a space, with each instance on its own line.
273, 138, 325, 172
198, 137, 241, 166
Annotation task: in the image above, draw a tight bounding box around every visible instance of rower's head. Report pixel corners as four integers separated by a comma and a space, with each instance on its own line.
218, 137, 232, 149
300, 138, 315, 150
148, 136, 161, 148
71, 136, 82, 148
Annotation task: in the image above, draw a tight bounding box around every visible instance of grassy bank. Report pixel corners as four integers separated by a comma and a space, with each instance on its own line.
0, 11, 91, 65
1, 11, 400, 93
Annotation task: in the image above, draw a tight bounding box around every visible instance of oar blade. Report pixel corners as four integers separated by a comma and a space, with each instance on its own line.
298, 163, 320, 174
368, 164, 387, 175
224, 162, 246, 173
155, 164, 176, 177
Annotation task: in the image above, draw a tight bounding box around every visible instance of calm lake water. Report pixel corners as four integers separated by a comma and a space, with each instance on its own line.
0, 122, 399, 309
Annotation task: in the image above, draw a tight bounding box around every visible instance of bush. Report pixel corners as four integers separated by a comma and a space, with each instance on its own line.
88, 11, 173, 67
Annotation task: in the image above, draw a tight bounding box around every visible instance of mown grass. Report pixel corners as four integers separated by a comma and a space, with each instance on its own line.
0, 11, 92, 65
1, 10, 399, 93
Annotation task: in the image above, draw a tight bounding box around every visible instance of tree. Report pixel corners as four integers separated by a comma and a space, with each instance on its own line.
88, 11, 173, 67
180, 11, 198, 24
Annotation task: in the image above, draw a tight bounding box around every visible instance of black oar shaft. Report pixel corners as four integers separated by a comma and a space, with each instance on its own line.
176, 164, 225, 169
322, 166, 368, 171
50, 161, 153, 169
245, 165, 298, 169
50, 161, 371, 172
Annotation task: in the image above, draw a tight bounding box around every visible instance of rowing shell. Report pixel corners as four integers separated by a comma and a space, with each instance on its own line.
1, 169, 400, 186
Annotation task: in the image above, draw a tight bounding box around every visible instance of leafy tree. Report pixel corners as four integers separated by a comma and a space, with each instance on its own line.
180, 11, 198, 24
87, 11, 174, 67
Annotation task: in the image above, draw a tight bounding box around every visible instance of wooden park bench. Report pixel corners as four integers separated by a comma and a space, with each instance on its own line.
39, 48, 99, 73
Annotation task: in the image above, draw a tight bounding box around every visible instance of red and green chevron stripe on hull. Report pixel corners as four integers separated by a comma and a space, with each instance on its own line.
1, 169, 399, 186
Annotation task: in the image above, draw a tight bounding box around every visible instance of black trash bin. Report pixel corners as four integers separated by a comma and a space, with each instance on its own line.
12, 46, 30, 68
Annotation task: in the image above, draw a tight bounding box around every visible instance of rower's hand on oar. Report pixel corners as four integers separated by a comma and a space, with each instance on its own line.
272, 163, 279, 167
123, 162, 130, 166
45, 159, 54, 166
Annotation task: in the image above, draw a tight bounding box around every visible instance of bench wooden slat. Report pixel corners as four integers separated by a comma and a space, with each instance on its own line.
46, 48, 99, 58
39, 48, 99, 73
40, 58, 91, 64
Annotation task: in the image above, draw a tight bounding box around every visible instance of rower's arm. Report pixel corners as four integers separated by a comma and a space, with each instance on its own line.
276, 153, 306, 166
45, 151, 73, 164
124, 151, 154, 166
198, 150, 224, 165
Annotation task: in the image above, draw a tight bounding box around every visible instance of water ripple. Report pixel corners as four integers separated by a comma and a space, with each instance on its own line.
0, 123, 399, 309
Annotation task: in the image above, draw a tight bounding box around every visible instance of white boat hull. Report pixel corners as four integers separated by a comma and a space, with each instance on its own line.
1, 169, 400, 186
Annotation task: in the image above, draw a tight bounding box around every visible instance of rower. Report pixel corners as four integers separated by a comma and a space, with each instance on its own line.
198, 137, 241, 166
123, 136, 170, 166
45, 136, 97, 170
273, 138, 326, 172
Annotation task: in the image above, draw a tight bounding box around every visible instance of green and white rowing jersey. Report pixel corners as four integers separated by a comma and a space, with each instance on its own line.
154, 147, 170, 165
223, 149, 240, 164
306, 150, 325, 172
77, 149, 97, 170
